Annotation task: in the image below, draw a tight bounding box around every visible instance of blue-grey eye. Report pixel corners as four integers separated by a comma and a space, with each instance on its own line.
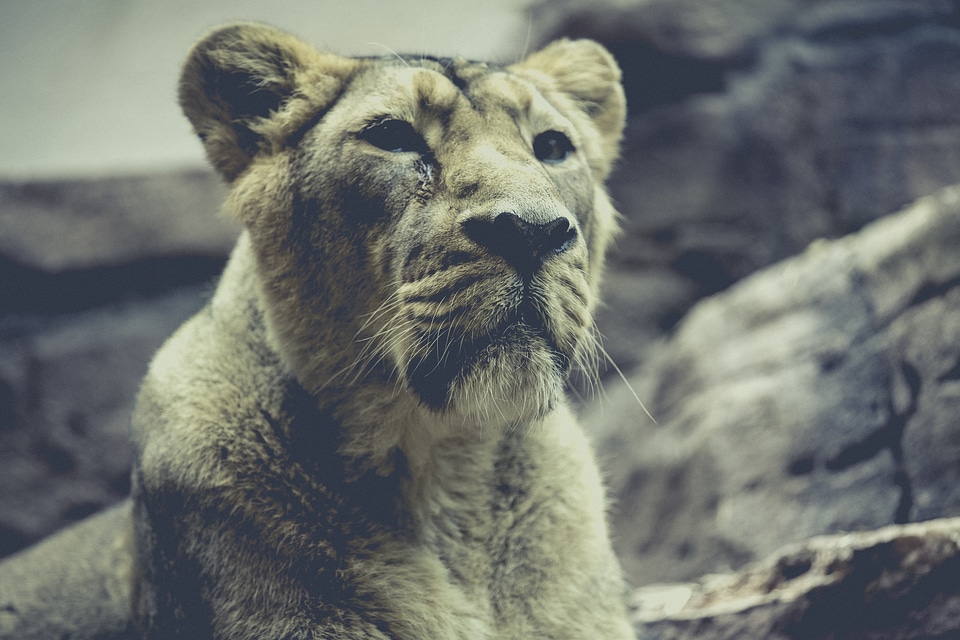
533, 130, 574, 164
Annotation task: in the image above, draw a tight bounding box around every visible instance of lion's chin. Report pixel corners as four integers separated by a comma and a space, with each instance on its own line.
406, 324, 567, 424
448, 344, 565, 426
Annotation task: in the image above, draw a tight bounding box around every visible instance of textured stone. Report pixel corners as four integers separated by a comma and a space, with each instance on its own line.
0, 170, 233, 557
588, 186, 960, 586
0, 169, 234, 272
0, 170, 235, 315
0, 287, 209, 557
632, 518, 960, 640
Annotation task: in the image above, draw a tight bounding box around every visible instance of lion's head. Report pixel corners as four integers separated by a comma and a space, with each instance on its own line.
179, 23, 625, 426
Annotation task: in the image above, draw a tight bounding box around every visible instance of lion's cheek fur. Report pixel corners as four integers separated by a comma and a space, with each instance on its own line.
221, 156, 399, 397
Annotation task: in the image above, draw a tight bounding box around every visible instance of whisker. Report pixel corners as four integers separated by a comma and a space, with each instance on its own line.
518, 8, 533, 62
593, 328, 656, 425
321, 291, 411, 390
367, 42, 409, 67
354, 291, 405, 338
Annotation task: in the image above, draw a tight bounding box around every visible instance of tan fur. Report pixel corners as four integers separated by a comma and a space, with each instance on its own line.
3, 22, 632, 639
0, 502, 135, 639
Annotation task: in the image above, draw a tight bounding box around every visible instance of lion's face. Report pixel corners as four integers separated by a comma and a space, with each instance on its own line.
179, 24, 625, 425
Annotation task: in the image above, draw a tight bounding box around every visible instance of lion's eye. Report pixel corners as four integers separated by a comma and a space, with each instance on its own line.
533, 130, 575, 164
360, 119, 429, 155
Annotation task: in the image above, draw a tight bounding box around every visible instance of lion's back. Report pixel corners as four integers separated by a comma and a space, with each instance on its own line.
0, 501, 135, 640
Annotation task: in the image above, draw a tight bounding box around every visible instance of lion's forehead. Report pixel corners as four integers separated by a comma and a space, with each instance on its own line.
344, 59, 563, 138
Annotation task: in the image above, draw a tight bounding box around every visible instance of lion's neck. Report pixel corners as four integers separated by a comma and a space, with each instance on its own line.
331, 378, 531, 481
334, 388, 578, 551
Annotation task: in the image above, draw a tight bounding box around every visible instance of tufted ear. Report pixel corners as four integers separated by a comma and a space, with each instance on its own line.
179, 23, 358, 181
511, 39, 626, 176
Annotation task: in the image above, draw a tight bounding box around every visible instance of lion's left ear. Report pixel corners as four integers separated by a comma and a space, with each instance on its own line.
511, 39, 626, 173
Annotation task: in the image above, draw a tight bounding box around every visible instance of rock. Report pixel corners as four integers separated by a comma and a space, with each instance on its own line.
631, 517, 960, 640
0, 169, 234, 272
587, 185, 960, 586
533, 0, 955, 73
536, 0, 960, 370
0, 287, 210, 558
0, 170, 234, 558
0, 170, 236, 315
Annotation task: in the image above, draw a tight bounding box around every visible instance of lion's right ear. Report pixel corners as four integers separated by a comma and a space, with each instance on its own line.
179, 23, 358, 181
511, 39, 625, 180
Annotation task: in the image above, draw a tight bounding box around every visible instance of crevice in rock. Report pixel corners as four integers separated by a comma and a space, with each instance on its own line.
782, 535, 960, 639
0, 254, 225, 316
890, 362, 920, 524
788, 453, 816, 477
777, 554, 814, 582
825, 362, 919, 524
937, 358, 960, 382
824, 428, 890, 472
906, 274, 960, 310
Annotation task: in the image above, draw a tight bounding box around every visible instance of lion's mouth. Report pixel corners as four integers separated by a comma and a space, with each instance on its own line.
406, 297, 569, 411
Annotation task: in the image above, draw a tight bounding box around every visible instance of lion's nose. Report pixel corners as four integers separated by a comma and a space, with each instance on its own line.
463, 212, 577, 274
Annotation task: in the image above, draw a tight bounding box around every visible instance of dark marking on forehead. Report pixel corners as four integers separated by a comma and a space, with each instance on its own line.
410, 55, 470, 92
481, 73, 532, 119
403, 55, 510, 113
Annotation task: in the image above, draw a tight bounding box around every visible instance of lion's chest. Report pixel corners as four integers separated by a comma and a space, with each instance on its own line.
350, 481, 567, 639
336, 432, 588, 639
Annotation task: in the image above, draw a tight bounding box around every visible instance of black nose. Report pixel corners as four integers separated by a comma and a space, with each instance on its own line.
462, 212, 577, 274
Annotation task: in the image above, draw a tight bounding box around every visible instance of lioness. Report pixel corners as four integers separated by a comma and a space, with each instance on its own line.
0, 23, 632, 639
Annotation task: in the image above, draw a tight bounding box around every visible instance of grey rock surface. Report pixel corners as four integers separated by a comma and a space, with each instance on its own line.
631, 517, 960, 640
589, 185, 960, 586
0, 170, 236, 557
0, 287, 210, 557
0, 170, 233, 272
0, 171, 236, 316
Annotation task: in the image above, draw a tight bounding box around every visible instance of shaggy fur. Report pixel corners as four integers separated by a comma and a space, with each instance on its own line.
0, 23, 631, 639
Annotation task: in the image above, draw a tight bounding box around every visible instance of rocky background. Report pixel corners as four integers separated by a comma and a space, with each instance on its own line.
3, 1, 960, 637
